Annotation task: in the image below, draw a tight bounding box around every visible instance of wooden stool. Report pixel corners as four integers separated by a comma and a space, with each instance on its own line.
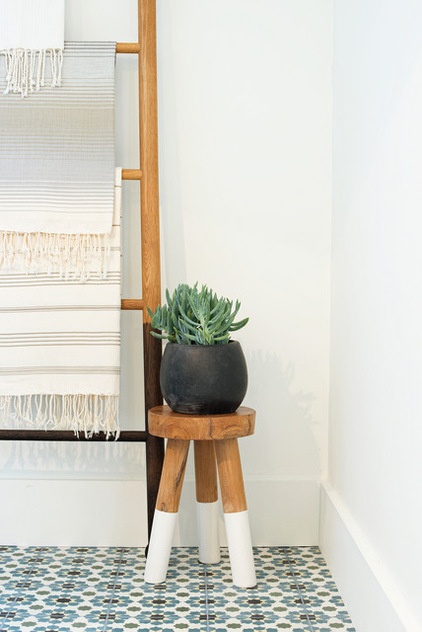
144, 405, 256, 588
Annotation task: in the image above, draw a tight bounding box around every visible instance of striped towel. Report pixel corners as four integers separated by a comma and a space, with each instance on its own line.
0, 0, 65, 97
0, 41, 120, 437
0, 169, 121, 438
0, 41, 116, 278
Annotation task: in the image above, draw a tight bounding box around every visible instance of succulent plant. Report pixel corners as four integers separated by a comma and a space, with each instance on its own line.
147, 283, 249, 345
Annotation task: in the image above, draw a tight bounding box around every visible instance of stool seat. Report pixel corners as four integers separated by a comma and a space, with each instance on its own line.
148, 405, 255, 440
144, 405, 257, 588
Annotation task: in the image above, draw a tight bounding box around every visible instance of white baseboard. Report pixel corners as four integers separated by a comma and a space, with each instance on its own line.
319, 483, 419, 632
0, 476, 320, 547
0, 479, 149, 547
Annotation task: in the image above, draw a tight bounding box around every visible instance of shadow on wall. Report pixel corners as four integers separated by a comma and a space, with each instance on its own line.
241, 349, 321, 477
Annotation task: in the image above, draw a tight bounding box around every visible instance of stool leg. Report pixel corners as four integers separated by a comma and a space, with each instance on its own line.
194, 440, 220, 564
214, 438, 256, 588
144, 439, 190, 584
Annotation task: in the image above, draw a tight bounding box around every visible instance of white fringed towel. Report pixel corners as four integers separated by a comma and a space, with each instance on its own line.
0, 0, 64, 97
0, 169, 122, 438
0, 41, 116, 278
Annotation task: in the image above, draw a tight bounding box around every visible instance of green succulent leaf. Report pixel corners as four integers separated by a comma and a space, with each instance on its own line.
146, 283, 249, 345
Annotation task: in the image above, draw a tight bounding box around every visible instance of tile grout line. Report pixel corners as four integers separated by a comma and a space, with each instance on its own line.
284, 547, 317, 632
202, 563, 212, 632
100, 546, 127, 632
248, 548, 266, 630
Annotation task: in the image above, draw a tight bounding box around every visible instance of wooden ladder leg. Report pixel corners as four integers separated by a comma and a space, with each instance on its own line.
144, 439, 190, 583
145, 433, 164, 545
144, 325, 164, 546
194, 440, 220, 564
214, 438, 256, 588
138, 0, 163, 549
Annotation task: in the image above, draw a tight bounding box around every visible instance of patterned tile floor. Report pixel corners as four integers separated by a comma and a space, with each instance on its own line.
0, 546, 355, 631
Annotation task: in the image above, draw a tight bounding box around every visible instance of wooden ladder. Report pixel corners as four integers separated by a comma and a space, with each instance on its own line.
0, 0, 165, 545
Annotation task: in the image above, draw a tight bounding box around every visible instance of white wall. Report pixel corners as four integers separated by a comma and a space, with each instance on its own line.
157, 0, 332, 545
321, 1, 422, 630
0, 0, 332, 546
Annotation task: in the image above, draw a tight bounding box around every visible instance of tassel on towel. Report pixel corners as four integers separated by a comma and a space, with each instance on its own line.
0, 0, 64, 97
0, 394, 119, 439
2, 47, 63, 97
0, 231, 111, 280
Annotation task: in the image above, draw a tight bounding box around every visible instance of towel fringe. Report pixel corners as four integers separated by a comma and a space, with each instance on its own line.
0, 231, 111, 280
1, 47, 63, 97
0, 394, 120, 439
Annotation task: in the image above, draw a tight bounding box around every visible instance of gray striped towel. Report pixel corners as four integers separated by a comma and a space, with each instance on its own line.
0, 41, 120, 437
0, 0, 65, 97
0, 41, 116, 278
0, 169, 121, 437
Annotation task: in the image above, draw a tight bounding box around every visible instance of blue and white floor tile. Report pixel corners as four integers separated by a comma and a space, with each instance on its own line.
0, 545, 355, 631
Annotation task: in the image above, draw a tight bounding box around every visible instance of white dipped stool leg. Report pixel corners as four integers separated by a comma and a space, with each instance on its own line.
214, 438, 256, 588
144, 439, 190, 584
144, 510, 178, 583
194, 441, 220, 564
196, 500, 220, 564
224, 510, 256, 587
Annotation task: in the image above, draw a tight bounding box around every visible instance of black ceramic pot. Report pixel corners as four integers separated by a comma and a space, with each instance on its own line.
160, 340, 248, 415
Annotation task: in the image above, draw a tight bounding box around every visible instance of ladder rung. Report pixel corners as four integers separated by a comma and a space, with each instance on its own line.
116, 42, 141, 54
0, 429, 147, 442
121, 299, 144, 310
122, 169, 142, 181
